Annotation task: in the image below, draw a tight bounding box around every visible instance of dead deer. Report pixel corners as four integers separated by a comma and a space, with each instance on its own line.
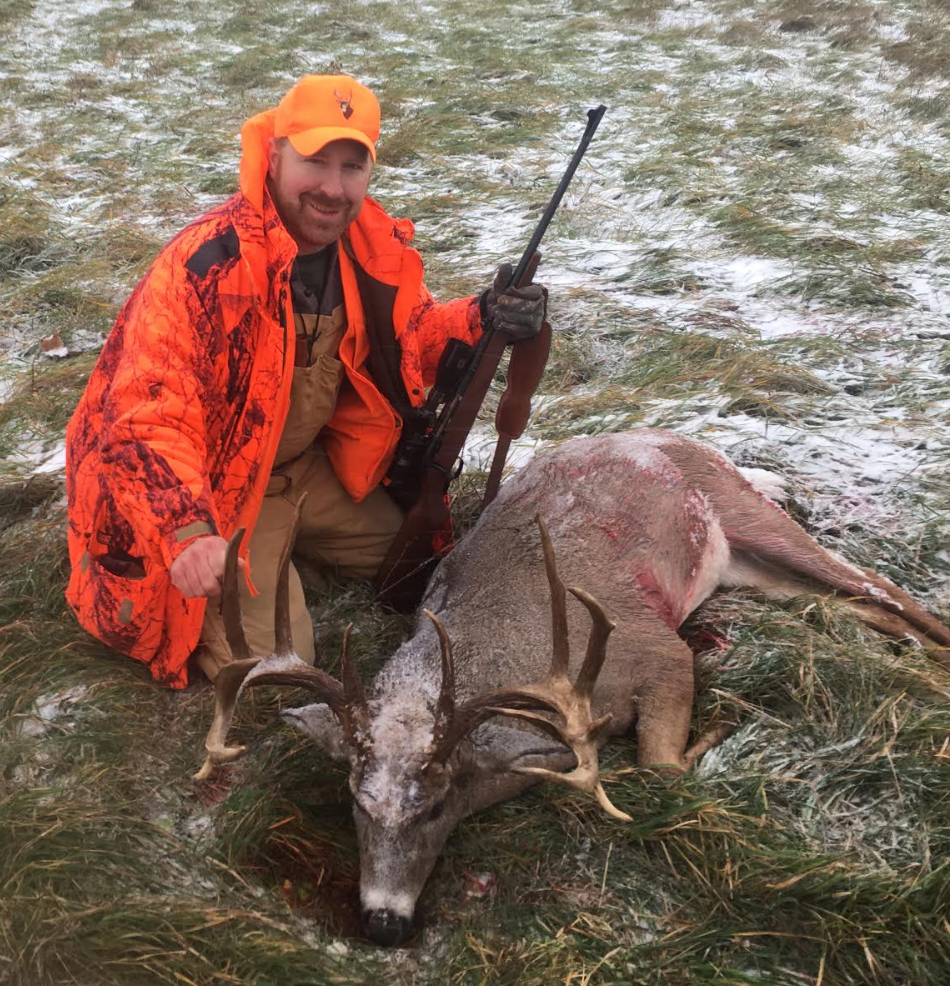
196, 428, 950, 946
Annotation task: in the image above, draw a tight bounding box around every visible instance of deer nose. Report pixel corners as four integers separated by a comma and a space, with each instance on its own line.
362, 907, 413, 946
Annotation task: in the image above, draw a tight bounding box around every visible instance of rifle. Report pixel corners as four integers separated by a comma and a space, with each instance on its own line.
376, 104, 608, 610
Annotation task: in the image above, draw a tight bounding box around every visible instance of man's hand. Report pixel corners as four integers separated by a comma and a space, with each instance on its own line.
482, 263, 547, 342
170, 535, 236, 599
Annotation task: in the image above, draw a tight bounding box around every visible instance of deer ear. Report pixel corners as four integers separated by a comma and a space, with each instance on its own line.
466, 722, 573, 774
280, 703, 350, 761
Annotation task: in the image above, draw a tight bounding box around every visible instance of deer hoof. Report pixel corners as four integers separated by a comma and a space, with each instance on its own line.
363, 907, 413, 947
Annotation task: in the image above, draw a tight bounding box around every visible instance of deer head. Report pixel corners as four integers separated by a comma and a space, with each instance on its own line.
197, 508, 627, 946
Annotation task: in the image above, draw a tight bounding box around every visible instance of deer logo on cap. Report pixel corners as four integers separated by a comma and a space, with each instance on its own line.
334, 88, 354, 120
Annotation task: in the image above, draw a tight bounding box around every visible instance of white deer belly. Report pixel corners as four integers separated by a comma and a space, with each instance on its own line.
677, 511, 730, 621
625, 496, 730, 629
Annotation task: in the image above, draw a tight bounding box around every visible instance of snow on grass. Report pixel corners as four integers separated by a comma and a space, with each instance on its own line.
3, 0, 950, 982
17, 684, 91, 739
32, 443, 67, 475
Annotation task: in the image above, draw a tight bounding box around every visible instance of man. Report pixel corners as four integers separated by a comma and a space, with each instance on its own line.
65, 74, 545, 688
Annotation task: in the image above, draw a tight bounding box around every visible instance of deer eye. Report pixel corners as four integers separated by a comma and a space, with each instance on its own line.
427, 801, 444, 822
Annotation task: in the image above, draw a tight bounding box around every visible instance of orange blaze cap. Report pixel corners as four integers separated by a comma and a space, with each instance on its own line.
274, 74, 380, 161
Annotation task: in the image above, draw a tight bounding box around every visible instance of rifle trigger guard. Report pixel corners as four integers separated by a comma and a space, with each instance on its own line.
433, 456, 464, 484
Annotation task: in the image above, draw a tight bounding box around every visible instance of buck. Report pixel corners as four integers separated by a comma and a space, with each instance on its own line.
196, 429, 950, 947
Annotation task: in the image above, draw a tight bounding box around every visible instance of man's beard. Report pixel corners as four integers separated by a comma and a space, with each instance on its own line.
270, 182, 356, 253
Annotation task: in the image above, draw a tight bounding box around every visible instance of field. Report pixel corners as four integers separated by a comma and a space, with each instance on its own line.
2, 0, 950, 983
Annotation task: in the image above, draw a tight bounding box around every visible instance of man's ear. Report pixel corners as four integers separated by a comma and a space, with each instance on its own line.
266, 136, 281, 180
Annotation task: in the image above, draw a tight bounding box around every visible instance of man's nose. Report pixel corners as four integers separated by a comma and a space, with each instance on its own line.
315, 166, 345, 199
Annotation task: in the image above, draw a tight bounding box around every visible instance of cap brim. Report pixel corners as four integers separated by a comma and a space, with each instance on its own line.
287, 127, 377, 161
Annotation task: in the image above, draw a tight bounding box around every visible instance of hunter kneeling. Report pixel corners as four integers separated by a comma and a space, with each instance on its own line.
65, 74, 546, 688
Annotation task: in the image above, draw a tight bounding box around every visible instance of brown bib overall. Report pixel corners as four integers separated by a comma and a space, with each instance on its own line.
197, 245, 402, 678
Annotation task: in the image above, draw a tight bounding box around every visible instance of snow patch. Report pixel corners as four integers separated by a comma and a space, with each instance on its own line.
19, 685, 91, 738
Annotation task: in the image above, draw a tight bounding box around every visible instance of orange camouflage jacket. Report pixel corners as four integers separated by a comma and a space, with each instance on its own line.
65, 107, 482, 687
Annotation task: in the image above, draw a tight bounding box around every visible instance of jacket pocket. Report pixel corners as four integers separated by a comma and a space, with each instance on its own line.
70, 551, 169, 663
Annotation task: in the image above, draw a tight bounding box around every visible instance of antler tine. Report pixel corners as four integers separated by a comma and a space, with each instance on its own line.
340, 624, 365, 709
195, 523, 258, 779
428, 687, 563, 766
568, 585, 616, 699
196, 661, 351, 781
274, 494, 307, 660
194, 658, 260, 780
537, 514, 569, 677
450, 693, 628, 820
502, 703, 631, 821
594, 784, 635, 822
425, 609, 456, 743
339, 624, 372, 758
221, 526, 252, 663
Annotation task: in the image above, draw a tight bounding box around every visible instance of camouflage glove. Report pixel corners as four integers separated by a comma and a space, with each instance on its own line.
480, 263, 547, 342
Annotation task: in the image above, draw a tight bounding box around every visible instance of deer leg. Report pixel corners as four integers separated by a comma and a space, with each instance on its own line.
659, 440, 950, 654
683, 723, 735, 768
838, 598, 950, 653
726, 549, 950, 666
621, 622, 697, 769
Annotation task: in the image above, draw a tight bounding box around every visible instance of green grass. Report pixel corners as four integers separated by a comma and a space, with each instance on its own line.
2, 0, 950, 982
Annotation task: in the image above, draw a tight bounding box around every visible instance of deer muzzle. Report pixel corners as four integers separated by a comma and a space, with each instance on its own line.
362, 906, 414, 947
357, 833, 435, 946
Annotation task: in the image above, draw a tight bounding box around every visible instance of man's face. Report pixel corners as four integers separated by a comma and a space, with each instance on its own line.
267, 137, 373, 254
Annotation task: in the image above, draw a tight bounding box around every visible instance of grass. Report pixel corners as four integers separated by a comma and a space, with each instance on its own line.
2, 0, 950, 983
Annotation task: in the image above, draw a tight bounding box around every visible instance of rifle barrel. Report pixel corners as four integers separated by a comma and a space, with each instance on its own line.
507, 104, 607, 290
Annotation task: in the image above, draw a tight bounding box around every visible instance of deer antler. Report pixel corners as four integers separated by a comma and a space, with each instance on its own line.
425, 516, 631, 822
195, 495, 370, 780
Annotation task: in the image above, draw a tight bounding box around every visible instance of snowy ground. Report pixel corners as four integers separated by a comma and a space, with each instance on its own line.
2, 1, 950, 984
